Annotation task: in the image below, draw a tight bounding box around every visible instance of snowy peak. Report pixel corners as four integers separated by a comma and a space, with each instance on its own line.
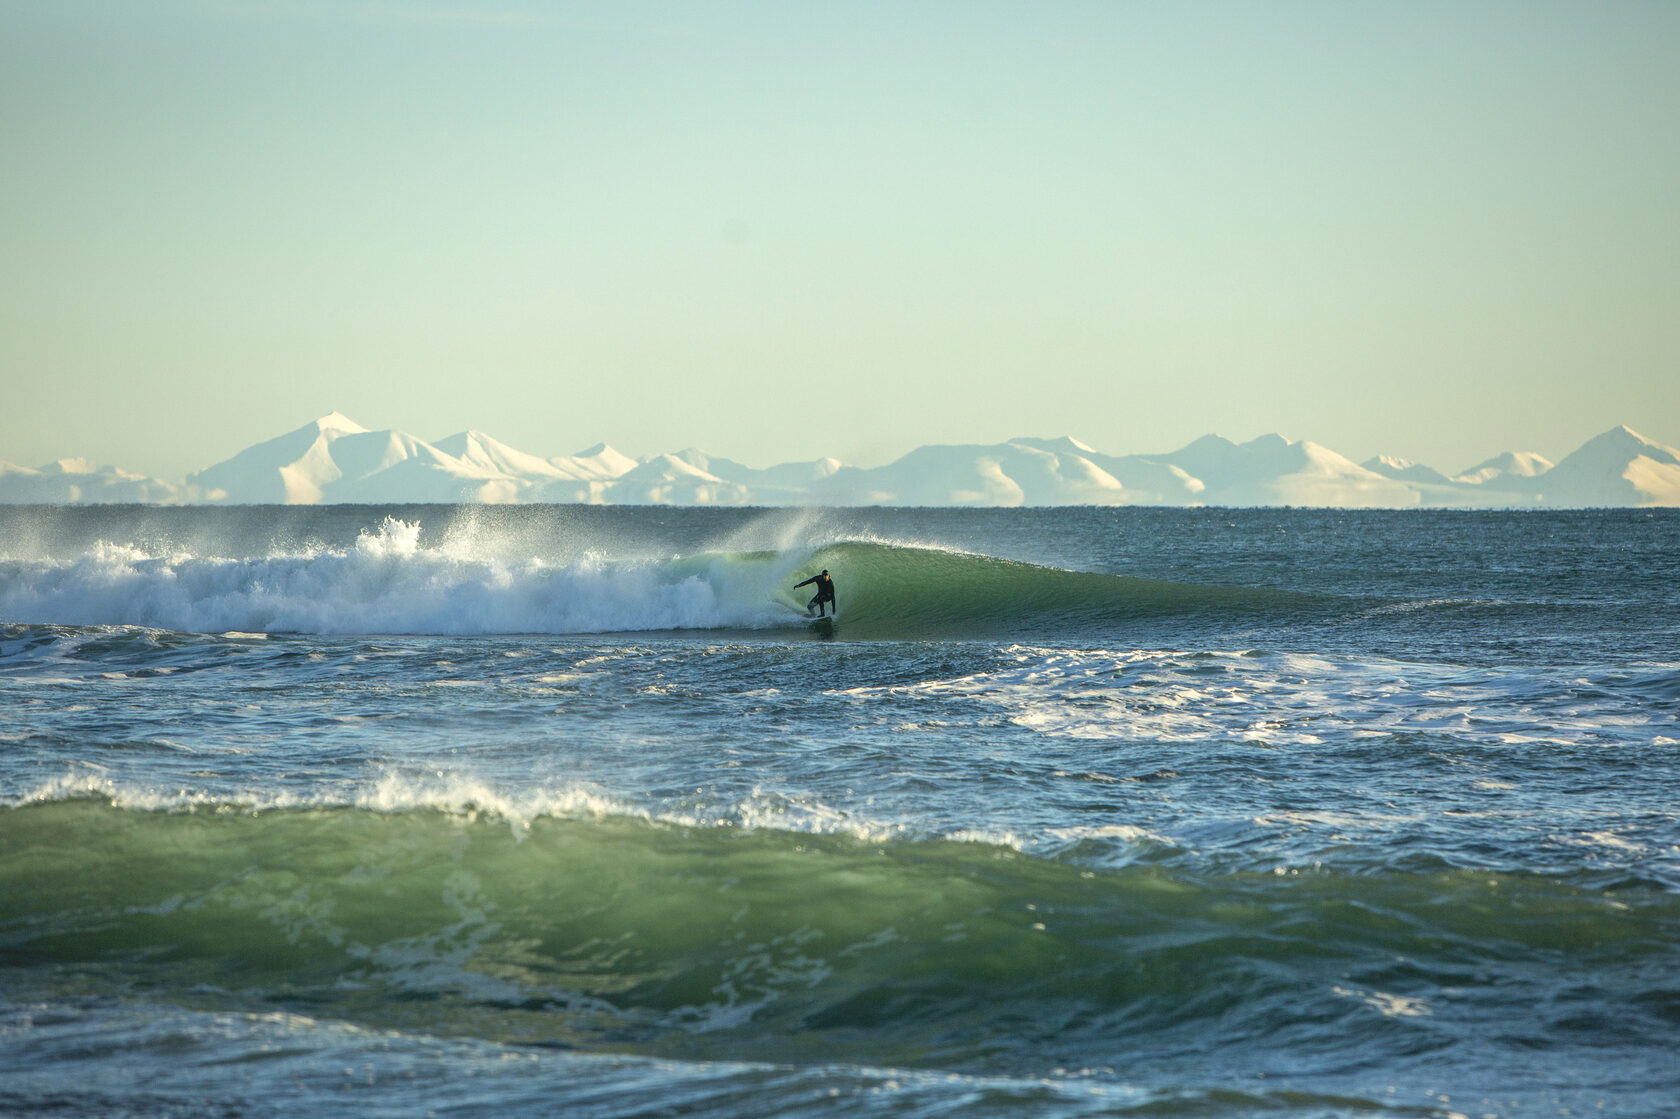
0, 457, 178, 503
1454, 451, 1553, 486
812, 438, 1131, 507
187, 415, 495, 504
1244, 433, 1293, 454
41, 457, 98, 475
436, 430, 568, 480
553, 444, 637, 481
1011, 435, 1098, 456
1555, 425, 1679, 469
314, 411, 369, 436
1539, 426, 1680, 506
1152, 433, 1391, 501
622, 453, 726, 484
1158, 434, 1248, 489
1363, 456, 1453, 486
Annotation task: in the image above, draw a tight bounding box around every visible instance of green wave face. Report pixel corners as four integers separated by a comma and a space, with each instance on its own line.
788, 542, 1308, 639
5, 800, 1673, 1071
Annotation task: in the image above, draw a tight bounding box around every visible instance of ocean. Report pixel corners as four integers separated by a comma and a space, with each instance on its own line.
2, 504, 1677, 1118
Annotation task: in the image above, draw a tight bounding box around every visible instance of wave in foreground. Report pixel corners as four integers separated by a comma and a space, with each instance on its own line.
0, 517, 1302, 638
5, 796, 1677, 1078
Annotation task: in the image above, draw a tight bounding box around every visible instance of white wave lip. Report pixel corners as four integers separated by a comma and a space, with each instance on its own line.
0, 518, 805, 636
7, 769, 927, 851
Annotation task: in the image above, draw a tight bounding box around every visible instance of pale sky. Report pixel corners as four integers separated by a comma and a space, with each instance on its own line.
3, 0, 1677, 479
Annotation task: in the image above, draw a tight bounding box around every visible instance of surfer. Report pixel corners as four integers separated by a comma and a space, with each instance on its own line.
793, 570, 836, 618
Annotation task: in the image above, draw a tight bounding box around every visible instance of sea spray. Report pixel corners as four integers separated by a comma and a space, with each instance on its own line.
0, 518, 806, 635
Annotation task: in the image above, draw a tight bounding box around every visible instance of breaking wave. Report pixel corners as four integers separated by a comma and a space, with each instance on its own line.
0, 517, 1306, 638
5, 794, 1676, 1072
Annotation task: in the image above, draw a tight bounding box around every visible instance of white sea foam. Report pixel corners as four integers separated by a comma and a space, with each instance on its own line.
1332, 985, 1433, 1018
5, 766, 929, 849
838, 645, 1675, 749
0, 518, 809, 635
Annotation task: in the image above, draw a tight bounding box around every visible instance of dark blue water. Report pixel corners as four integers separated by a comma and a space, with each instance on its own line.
3, 506, 1677, 1117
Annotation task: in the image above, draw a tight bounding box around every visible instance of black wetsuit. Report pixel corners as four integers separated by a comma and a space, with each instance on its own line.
794, 572, 836, 617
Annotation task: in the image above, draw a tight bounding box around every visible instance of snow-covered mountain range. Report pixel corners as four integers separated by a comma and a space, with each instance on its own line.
5, 413, 1679, 507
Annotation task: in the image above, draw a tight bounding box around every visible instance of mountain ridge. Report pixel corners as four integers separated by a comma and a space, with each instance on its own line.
5, 417, 1678, 507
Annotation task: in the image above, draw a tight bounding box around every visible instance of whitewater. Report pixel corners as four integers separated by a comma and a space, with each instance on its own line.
3, 504, 1678, 1118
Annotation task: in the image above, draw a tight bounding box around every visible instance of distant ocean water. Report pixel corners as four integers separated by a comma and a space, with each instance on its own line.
2, 505, 1677, 1118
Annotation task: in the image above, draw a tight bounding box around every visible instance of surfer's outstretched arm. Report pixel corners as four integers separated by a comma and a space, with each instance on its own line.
793, 575, 815, 589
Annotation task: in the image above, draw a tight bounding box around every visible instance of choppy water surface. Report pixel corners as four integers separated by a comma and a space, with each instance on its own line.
3, 506, 1677, 1117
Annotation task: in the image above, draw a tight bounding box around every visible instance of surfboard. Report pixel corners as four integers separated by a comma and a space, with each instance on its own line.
809, 616, 835, 636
